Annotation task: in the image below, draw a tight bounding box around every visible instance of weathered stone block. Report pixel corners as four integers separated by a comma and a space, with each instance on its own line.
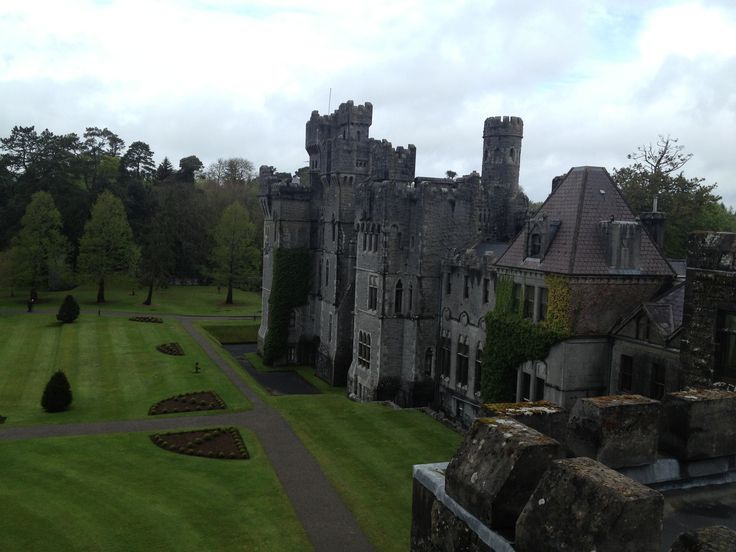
567, 394, 660, 468
481, 401, 567, 449
669, 525, 736, 552
516, 457, 664, 552
444, 417, 562, 531
660, 389, 736, 461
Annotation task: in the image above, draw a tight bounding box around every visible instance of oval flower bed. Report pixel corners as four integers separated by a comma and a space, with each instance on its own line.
129, 315, 163, 323
149, 391, 226, 415
156, 342, 184, 356
150, 427, 249, 460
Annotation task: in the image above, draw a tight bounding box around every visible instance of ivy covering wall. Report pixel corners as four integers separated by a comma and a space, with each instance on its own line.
481, 274, 571, 403
263, 247, 311, 365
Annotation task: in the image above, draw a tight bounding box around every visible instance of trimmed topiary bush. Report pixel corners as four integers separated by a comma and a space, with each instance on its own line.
41, 370, 73, 412
56, 295, 80, 323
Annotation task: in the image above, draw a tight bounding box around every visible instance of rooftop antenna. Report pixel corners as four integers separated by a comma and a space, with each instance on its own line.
327, 88, 332, 113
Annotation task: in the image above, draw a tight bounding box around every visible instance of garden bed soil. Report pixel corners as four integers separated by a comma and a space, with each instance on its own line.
129, 315, 163, 323
156, 342, 184, 355
150, 427, 249, 460
149, 391, 225, 415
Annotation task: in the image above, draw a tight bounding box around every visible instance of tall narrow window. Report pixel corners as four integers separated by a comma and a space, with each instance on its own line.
534, 377, 545, 401
539, 287, 548, 321
457, 339, 469, 386
394, 280, 403, 314
620, 355, 633, 392
474, 346, 483, 392
325, 259, 329, 286
357, 331, 371, 369
717, 311, 736, 381
523, 285, 534, 319
425, 348, 434, 376
368, 275, 378, 310
529, 233, 542, 257
328, 314, 333, 342
463, 275, 470, 299
318, 259, 323, 293
408, 284, 413, 313
483, 278, 490, 303
512, 283, 522, 313
440, 336, 451, 378
362, 232, 367, 251
446, 273, 452, 295
522, 372, 532, 401
651, 363, 665, 400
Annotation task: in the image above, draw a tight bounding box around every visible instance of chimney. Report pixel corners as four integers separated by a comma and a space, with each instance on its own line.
639, 197, 666, 251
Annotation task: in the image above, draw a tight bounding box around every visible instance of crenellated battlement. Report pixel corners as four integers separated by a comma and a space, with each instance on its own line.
483, 115, 524, 138
368, 139, 416, 181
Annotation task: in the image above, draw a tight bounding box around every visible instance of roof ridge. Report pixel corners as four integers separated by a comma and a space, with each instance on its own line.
568, 168, 588, 273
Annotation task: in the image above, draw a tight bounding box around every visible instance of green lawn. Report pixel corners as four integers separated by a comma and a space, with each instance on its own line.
0, 430, 312, 552
0, 282, 261, 316
0, 314, 250, 425
272, 393, 461, 552
195, 337, 462, 552
203, 322, 260, 344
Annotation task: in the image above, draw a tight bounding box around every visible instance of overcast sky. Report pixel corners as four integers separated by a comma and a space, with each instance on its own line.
1, 0, 734, 207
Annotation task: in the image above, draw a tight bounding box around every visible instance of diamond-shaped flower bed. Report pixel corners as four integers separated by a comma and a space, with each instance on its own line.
150, 427, 249, 460
149, 391, 226, 415
156, 342, 184, 356
129, 315, 163, 323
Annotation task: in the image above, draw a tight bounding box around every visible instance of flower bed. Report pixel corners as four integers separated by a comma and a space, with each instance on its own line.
129, 315, 163, 324
149, 391, 226, 415
156, 342, 184, 356
150, 427, 249, 460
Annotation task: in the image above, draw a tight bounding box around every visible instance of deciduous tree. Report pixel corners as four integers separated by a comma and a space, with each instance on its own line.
613, 135, 735, 258
78, 191, 139, 303
212, 201, 259, 304
12, 191, 70, 297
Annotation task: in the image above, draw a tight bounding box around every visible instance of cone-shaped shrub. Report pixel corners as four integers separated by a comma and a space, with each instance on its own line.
56, 295, 80, 323
41, 371, 73, 412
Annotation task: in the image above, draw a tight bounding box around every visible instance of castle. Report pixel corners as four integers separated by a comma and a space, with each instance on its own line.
258, 101, 733, 419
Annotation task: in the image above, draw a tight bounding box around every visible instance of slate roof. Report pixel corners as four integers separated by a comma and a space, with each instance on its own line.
614, 281, 686, 339
496, 166, 675, 277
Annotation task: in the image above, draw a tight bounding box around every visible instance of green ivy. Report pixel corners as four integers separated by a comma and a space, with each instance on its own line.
481, 275, 569, 403
263, 248, 311, 365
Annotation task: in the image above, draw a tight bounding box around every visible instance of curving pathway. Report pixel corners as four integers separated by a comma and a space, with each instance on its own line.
0, 310, 375, 552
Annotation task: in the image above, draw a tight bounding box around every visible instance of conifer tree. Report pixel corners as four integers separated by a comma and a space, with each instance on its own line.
41, 371, 73, 412
56, 295, 80, 323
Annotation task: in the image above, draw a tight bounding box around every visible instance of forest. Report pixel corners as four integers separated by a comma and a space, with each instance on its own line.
0, 125, 262, 304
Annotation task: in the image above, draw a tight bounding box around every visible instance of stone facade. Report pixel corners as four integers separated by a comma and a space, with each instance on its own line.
258, 100, 734, 419
259, 101, 527, 403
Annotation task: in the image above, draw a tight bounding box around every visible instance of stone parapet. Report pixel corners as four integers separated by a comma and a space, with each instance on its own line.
445, 417, 562, 531
669, 525, 736, 551
660, 388, 736, 461
567, 394, 660, 468
481, 401, 567, 448
515, 457, 664, 552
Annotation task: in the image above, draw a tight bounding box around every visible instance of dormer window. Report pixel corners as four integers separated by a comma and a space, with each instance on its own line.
529, 233, 542, 257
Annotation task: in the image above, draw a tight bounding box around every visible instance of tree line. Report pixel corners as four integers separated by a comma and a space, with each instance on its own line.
0, 125, 262, 304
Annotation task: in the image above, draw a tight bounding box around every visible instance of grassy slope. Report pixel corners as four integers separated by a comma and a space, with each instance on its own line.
0, 430, 311, 552
203, 322, 260, 344
0, 283, 261, 316
0, 314, 249, 425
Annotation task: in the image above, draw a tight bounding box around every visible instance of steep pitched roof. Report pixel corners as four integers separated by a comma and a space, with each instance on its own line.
496, 166, 675, 276
613, 281, 686, 339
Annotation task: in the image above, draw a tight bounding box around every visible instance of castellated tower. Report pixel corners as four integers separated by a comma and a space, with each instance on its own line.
481, 116, 528, 242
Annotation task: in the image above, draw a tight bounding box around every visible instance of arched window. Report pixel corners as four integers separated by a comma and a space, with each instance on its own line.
424, 348, 434, 376
474, 345, 483, 392
394, 280, 403, 314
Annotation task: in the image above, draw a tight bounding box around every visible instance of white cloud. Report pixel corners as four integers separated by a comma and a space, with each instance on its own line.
0, 0, 734, 207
